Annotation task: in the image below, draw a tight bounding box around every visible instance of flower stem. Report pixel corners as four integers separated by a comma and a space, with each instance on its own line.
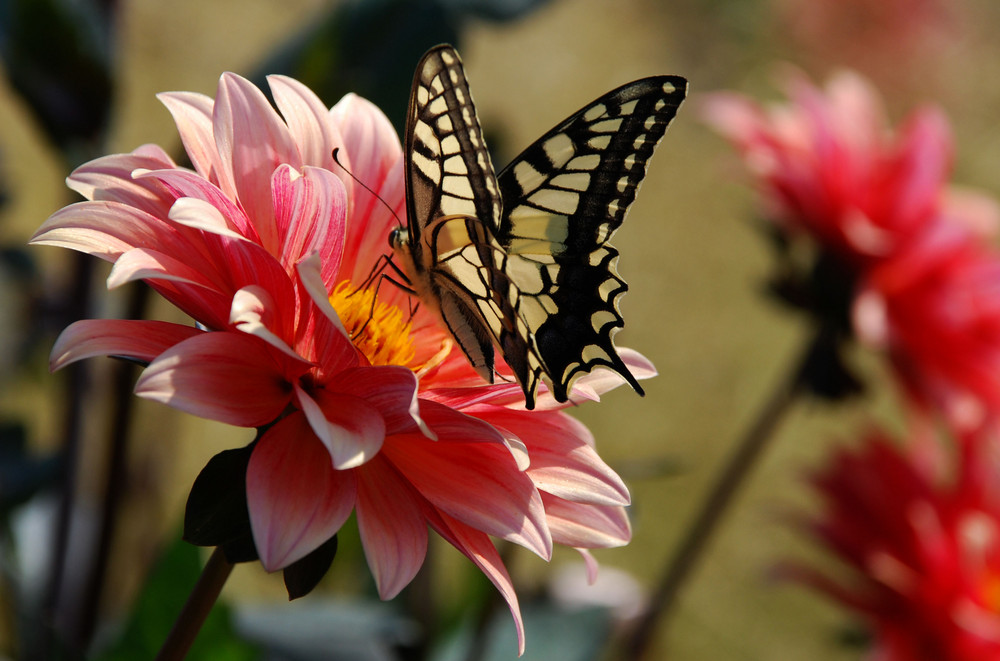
155, 547, 233, 661
622, 329, 819, 661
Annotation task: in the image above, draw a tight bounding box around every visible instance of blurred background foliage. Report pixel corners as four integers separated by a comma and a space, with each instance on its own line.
2, 0, 1000, 659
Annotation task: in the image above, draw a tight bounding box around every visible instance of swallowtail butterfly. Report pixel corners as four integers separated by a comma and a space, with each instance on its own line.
390, 44, 687, 409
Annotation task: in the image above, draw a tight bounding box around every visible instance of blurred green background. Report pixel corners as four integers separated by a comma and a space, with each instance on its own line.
3, 0, 1000, 659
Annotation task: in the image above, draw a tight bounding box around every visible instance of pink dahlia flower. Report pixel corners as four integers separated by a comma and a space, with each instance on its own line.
701, 69, 988, 268
788, 430, 1000, 660
32, 73, 649, 652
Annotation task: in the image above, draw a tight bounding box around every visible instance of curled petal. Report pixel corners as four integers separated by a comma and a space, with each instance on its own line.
327, 366, 430, 437
107, 247, 220, 291
135, 332, 295, 426
50, 319, 202, 371
230, 286, 299, 359
296, 386, 386, 469
248, 413, 358, 570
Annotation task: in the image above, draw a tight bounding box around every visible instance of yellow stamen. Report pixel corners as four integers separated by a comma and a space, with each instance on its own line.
329, 280, 416, 367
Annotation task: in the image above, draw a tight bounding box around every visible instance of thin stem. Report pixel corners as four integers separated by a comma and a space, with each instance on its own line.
155, 547, 233, 661
623, 329, 820, 661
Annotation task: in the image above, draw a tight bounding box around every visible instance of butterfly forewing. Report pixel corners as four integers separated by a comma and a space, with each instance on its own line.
495, 76, 687, 403
399, 44, 687, 409
405, 46, 501, 239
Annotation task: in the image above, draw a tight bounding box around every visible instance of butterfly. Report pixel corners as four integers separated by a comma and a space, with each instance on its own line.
390, 44, 687, 410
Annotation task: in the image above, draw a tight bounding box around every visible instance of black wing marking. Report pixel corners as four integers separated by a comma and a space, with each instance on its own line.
495, 76, 688, 403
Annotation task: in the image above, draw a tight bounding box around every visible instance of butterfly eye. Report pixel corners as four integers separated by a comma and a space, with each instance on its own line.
389, 227, 408, 250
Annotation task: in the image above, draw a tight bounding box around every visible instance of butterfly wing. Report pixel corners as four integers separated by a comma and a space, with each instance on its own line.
401, 44, 687, 409
401, 45, 513, 384
495, 76, 688, 404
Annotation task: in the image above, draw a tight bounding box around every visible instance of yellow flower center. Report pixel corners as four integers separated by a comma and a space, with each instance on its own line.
329, 280, 416, 367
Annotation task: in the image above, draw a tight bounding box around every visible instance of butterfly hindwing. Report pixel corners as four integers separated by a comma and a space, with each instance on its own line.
494, 76, 688, 403
398, 44, 687, 409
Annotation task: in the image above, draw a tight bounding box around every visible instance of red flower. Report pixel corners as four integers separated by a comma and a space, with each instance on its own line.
855, 232, 1000, 429
701, 69, 985, 268
31, 73, 649, 653
788, 430, 1000, 661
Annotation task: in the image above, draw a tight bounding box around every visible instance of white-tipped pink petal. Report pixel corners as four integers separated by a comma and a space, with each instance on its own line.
268, 75, 342, 170
327, 366, 430, 437
214, 72, 300, 254
50, 319, 203, 371
157, 90, 232, 193
248, 413, 358, 570
295, 386, 386, 469
271, 165, 347, 286
355, 459, 429, 599
135, 332, 294, 427
543, 497, 632, 549
431, 511, 526, 656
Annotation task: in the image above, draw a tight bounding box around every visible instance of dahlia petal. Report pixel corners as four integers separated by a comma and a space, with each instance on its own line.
107, 247, 219, 290
214, 72, 300, 254
132, 167, 258, 241
483, 410, 630, 506
295, 386, 386, 469
576, 548, 600, 585
383, 406, 552, 560
355, 458, 428, 599
230, 286, 300, 360
542, 497, 632, 549
430, 511, 525, 656
157, 90, 233, 194
135, 332, 294, 426
271, 164, 347, 286
50, 319, 202, 371
66, 146, 178, 216
31, 201, 181, 262
329, 94, 407, 283
327, 366, 430, 437
268, 75, 341, 170
296, 253, 349, 338
167, 197, 247, 241
248, 413, 357, 570
165, 197, 298, 311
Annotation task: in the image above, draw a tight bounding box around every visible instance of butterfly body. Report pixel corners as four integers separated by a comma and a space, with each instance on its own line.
394, 44, 687, 409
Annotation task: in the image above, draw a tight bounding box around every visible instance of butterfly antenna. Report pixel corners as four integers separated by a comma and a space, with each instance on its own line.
332, 148, 405, 229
